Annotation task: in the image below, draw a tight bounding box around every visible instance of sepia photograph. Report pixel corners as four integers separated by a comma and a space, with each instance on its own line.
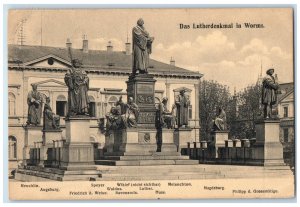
6, 7, 295, 200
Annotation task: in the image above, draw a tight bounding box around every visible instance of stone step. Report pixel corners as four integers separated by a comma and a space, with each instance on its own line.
96, 165, 208, 174
104, 151, 182, 156
97, 173, 225, 181
101, 155, 190, 161
95, 159, 199, 166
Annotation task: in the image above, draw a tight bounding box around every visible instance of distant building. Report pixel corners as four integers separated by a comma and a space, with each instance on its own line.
8, 39, 203, 171
277, 82, 294, 166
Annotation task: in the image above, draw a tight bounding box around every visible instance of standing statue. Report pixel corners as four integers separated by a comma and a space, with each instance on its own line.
64, 59, 90, 116
175, 90, 190, 128
262, 68, 279, 119
212, 107, 227, 131
116, 96, 127, 115
125, 97, 140, 127
158, 97, 175, 129
43, 97, 60, 130
132, 18, 155, 75
26, 84, 43, 126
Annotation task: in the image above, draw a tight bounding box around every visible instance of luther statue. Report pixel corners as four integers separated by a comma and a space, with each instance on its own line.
132, 18, 154, 75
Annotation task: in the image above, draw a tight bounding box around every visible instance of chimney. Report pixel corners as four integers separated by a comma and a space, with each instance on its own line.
66, 38, 72, 48
107, 41, 113, 52
82, 35, 88, 53
170, 57, 175, 66
125, 42, 131, 55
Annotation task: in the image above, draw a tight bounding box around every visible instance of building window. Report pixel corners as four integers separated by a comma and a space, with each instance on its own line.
283, 106, 288, 118
48, 58, 54, 65
56, 95, 67, 116
89, 96, 96, 117
9, 136, 17, 160
8, 92, 16, 116
189, 105, 193, 120
283, 128, 289, 142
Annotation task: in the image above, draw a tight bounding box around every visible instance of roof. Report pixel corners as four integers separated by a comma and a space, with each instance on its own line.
8, 44, 202, 78
278, 82, 294, 102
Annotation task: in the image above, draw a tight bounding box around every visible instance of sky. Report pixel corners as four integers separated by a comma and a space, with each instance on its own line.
7, 8, 294, 93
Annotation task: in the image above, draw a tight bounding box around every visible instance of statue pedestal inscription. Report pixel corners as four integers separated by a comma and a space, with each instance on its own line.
126, 74, 157, 128
251, 120, 285, 166
60, 116, 96, 170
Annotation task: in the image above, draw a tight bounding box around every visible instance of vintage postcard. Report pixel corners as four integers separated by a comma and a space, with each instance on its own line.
7, 7, 295, 200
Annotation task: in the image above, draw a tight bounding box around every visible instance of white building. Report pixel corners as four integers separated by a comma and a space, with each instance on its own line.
8, 40, 203, 171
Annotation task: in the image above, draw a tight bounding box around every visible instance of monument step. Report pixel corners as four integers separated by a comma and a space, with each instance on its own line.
101, 155, 190, 161
96, 172, 224, 181
104, 151, 182, 156
95, 159, 199, 166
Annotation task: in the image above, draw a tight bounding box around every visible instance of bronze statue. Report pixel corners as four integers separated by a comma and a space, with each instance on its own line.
212, 107, 227, 131
175, 90, 190, 128
262, 68, 279, 119
105, 106, 126, 131
158, 97, 175, 129
26, 84, 42, 126
64, 59, 90, 116
116, 96, 127, 115
43, 97, 60, 130
125, 97, 140, 127
132, 18, 154, 75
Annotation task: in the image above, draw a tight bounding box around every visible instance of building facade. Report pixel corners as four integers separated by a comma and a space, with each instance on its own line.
277, 82, 294, 167
8, 40, 202, 171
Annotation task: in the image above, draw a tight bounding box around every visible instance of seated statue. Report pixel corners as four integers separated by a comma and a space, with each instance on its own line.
43, 97, 60, 130
212, 107, 227, 131
125, 97, 140, 128
105, 106, 126, 131
158, 97, 175, 129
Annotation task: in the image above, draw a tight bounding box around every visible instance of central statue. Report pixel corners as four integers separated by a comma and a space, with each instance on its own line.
132, 18, 154, 75
64, 59, 90, 116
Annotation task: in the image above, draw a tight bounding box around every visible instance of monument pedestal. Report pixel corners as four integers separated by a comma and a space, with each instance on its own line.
251, 120, 285, 166
39, 129, 62, 167
60, 116, 96, 170
126, 74, 157, 128
209, 131, 229, 159
100, 127, 198, 166
160, 129, 177, 152
174, 128, 192, 153
23, 126, 43, 164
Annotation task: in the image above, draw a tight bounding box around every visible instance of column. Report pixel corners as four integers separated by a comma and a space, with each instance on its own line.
165, 82, 170, 109
194, 82, 200, 127
23, 77, 29, 121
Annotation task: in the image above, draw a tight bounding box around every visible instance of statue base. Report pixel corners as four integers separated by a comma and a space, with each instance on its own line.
59, 116, 96, 170
126, 74, 157, 128
23, 125, 43, 165
208, 131, 229, 159
250, 120, 285, 166
99, 128, 198, 166
174, 127, 193, 153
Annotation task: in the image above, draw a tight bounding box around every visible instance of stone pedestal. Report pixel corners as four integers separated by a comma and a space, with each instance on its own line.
174, 128, 192, 153
251, 120, 285, 166
126, 74, 157, 128
23, 126, 43, 163
106, 128, 158, 154
160, 129, 177, 152
39, 129, 62, 167
209, 131, 229, 159
60, 116, 95, 170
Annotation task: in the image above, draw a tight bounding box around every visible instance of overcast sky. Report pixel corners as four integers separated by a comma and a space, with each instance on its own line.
8, 8, 294, 93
